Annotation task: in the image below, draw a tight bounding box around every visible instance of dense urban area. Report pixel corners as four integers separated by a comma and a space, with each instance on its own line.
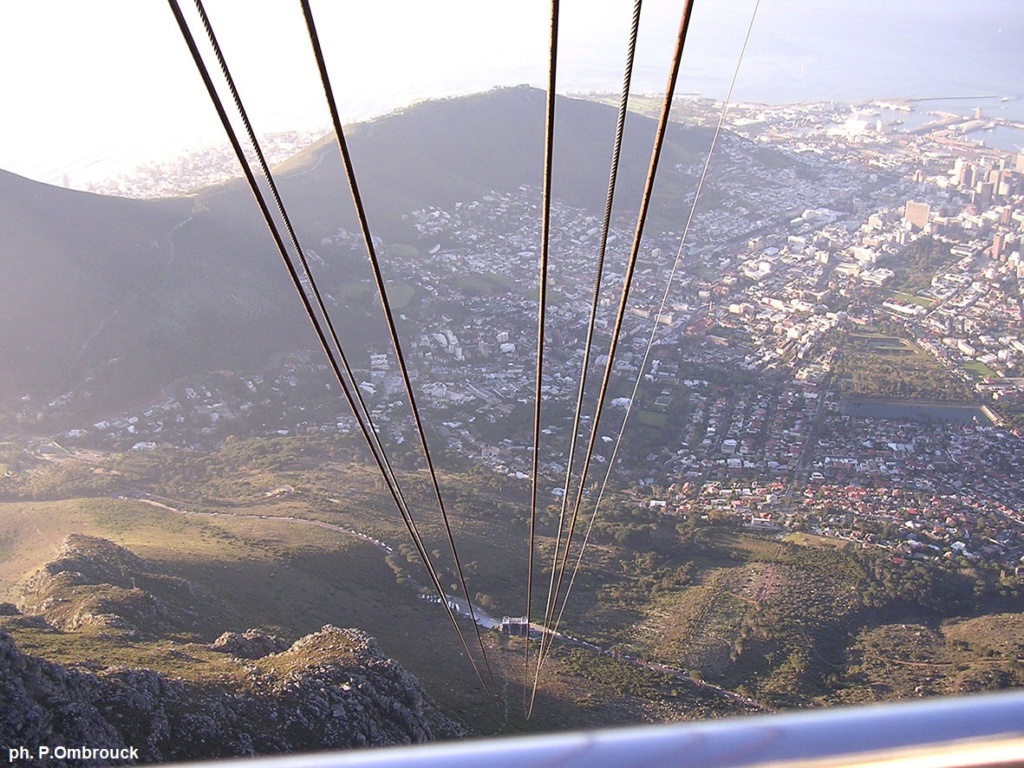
6, 95, 1024, 575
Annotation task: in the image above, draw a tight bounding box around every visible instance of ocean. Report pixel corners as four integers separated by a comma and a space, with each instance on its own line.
4, 0, 1022, 186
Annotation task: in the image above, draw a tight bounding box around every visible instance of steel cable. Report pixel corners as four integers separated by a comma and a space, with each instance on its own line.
299, 0, 494, 689
168, 0, 492, 694
552, 0, 763, 648
530, 0, 698, 704
522, 0, 561, 717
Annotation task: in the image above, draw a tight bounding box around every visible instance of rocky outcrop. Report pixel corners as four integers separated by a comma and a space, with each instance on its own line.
2, 536, 465, 763
16, 534, 214, 636
0, 625, 465, 764
210, 629, 289, 659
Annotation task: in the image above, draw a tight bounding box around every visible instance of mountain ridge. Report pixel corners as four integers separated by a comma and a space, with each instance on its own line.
0, 86, 720, 425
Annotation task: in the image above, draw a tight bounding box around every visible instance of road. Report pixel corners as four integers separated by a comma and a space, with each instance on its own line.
131, 492, 393, 556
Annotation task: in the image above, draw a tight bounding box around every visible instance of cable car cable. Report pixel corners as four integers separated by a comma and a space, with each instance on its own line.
553, 0, 763, 644
299, 0, 495, 688
167, 0, 492, 694
187, 0, 441, 604
524, 0, 565, 716
522, 0, 561, 716
528, 0, 643, 717
553, 0, 641, 550
531, 0, 698, 701
188, 0, 394, 495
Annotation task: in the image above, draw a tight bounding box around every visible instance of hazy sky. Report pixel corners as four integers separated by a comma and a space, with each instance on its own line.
2, 0, 1022, 186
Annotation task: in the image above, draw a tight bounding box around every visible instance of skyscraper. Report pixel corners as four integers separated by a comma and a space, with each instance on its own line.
904, 200, 930, 230
992, 232, 1006, 260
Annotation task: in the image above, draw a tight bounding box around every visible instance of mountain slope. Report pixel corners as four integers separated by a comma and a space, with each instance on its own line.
0, 625, 463, 761
0, 169, 313, 421
0, 173, 190, 400
1, 534, 465, 761
0, 87, 717, 423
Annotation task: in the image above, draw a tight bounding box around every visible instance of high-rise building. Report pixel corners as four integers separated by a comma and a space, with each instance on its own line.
904, 201, 930, 230
992, 232, 1005, 260
997, 170, 1014, 198
974, 182, 994, 209
958, 162, 975, 189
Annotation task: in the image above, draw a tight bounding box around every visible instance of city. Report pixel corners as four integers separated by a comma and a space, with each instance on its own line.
6, 94, 1024, 575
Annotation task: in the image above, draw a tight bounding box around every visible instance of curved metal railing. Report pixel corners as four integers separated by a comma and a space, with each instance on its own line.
181, 690, 1024, 768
